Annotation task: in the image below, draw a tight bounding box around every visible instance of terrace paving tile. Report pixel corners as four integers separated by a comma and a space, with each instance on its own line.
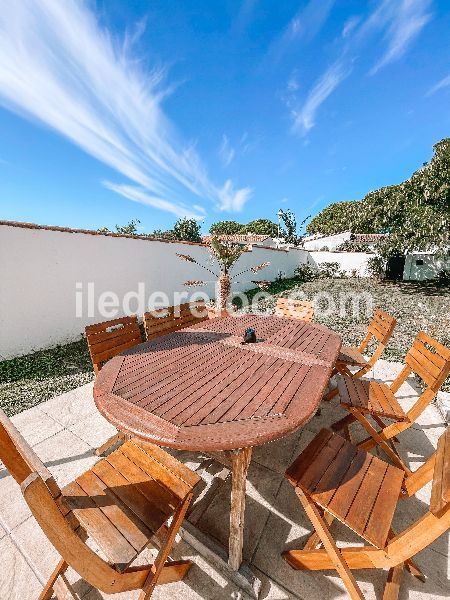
0, 470, 32, 531
39, 382, 96, 427
12, 516, 60, 583
32, 428, 98, 487
251, 427, 303, 474
196, 460, 284, 564
68, 409, 118, 450
11, 404, 64, 446
0, 536, 43, 600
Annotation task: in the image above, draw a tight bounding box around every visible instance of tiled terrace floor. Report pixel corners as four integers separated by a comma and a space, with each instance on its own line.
0, 360, 448, 600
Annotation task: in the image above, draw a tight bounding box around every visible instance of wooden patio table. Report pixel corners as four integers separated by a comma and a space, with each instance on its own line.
94, 314, 341, 594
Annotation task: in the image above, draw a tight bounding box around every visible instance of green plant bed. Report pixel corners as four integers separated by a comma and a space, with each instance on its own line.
0, 339, 94, 416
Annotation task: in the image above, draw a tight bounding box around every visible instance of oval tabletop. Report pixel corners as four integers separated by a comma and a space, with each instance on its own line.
94, 314, 341, 452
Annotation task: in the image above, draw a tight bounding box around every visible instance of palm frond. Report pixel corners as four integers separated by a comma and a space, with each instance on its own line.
183, 280, 208, 287
176, 253, 197, 263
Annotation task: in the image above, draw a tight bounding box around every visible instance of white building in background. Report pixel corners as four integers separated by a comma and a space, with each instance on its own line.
302, 231, 385, 252
403, 251, 450, 281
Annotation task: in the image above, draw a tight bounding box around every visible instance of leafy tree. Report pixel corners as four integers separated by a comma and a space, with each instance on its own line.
150, 229, 174, 240
98, 219, 141, 235
306, 138, 450, 256
357, 138, 450, 256
115, 219, 141, 235
209, 220, 243, 235
244, 219, 278, 236
306, 201, 361, 235
279, 209, 310, 245
171, 218, 202, 243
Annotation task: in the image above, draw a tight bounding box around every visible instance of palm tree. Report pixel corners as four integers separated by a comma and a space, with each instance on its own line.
177, 237, 269, 312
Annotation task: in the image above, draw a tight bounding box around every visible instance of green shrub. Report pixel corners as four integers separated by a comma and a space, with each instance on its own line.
294, 264, 317, 282
436, 269, 450, 286
318, 262, 344, 278
335, 240, 373, 253
367, 255, 386, 280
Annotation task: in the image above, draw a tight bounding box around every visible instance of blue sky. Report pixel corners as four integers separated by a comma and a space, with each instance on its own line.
0, 0, 449, 234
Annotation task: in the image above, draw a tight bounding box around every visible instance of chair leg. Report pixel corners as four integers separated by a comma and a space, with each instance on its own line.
383, 563, 404, 600
138, 493, 193, 599
292, 489, 365, 600
304, 511, 335, 550
405, 558, 426, 582
38, 558, 68, 600
350, 409, 412, 475
95, 432, 125, 456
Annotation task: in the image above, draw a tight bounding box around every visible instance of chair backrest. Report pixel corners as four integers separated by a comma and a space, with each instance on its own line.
362, 309, 397, 348
143, 300, 208, 340
275, 298, 314, 322
85, 316, 142, 373
405, 331, 450, 391
430, 427, 450, 517
357, 309, 396, 367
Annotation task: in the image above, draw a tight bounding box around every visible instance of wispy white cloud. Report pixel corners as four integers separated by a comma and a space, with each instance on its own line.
0, 0, 251, 217
286, 1, 431, 135
234, 0, 258, 34
291, 61, 351, 135
219, 134, 235, 167
103, 183, 205, 220
426, 73, 450, 97
218, 180, 253, 212
267, 0, 336, 62
287, 70, 300, 92
342, 16, 360, 38
363, 0, 432, 75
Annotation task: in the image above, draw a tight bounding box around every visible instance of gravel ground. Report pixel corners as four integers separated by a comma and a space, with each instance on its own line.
1, 278, 448, 416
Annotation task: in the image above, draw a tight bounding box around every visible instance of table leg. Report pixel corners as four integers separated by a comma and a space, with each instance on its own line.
229, 446, 252, 571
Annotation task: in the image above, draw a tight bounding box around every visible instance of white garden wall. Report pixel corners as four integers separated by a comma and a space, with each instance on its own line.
307, 251, 372, 276
0, 221, 308, 358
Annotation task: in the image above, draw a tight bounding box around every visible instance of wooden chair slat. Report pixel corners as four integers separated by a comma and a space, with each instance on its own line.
86, 315, 142, 373
85, 316, 139, 335
430, 428, 450, 516
74, 469, 152, 552
406, 332, 450, 389
63, 480, 138, 571
143, 301, 208, 341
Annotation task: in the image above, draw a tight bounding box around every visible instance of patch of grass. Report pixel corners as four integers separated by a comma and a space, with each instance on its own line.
0, 339, 94, 416
239, 277, 450, 391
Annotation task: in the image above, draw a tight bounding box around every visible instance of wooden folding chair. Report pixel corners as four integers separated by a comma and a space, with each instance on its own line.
143, 300, 208, 340
326, 310, 396, 403
275, 298, 314, 322
283, 427, 450, 600
85, 315, 143, 455
0, 407, 200, 600
332, 332, 450, 475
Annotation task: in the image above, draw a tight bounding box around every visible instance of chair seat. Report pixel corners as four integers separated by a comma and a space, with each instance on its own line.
62, 440, 200, 573
337, 346, 367, 367
286, 429, 405, 548
337, 374, 408, 421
